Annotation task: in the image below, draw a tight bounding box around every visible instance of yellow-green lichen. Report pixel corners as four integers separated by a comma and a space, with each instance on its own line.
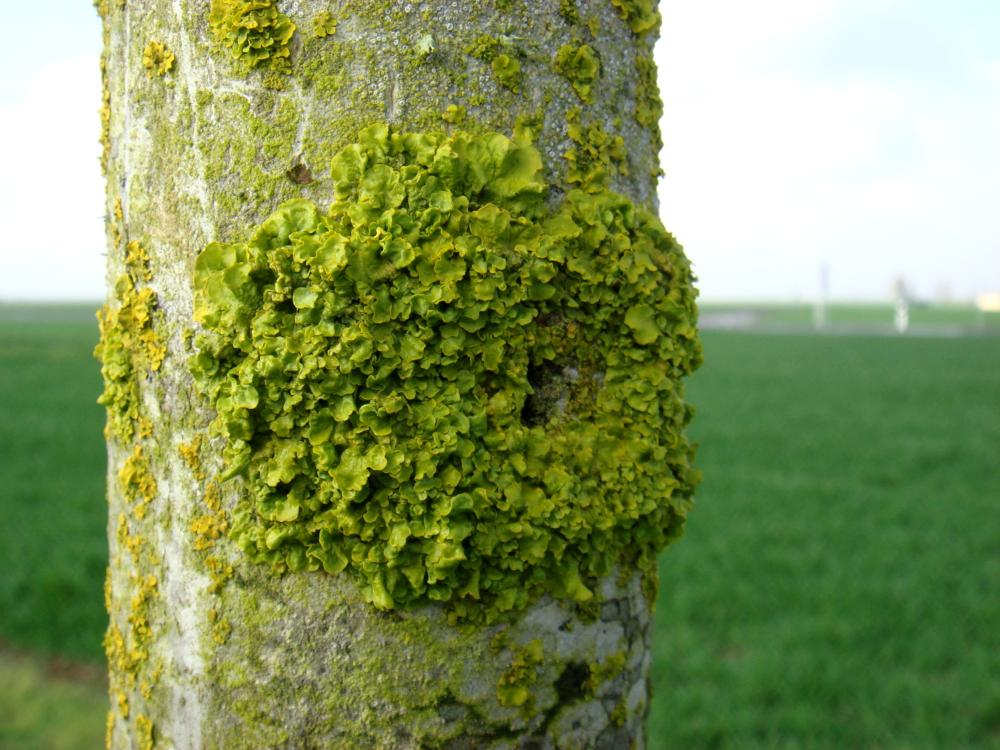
497, 639, 544, 707
559, 0, 580, 24
491, 54, 522, 93
635, 50, 664, 158
465, 34, 521, 93
565, 107, 628, 189
465, 34, 502, 61
441, 104, 467, 126
552, 43, 600, 103
610, 696, 627, 726
311, 10, 337, 39
415, 33, 435, 59
192, 125, 700, 621
142, 41, 175, 78
586, 650, 626, 695
634, 52, 662, 130
209, 606, 233, 645
99, 58, 111, 174
609, 0, 661, 35
98, 227, 164, 748
640, 561, 660, 612
119, 445, 157, 519
95, 240, 165, 444
208, 0, 296, 74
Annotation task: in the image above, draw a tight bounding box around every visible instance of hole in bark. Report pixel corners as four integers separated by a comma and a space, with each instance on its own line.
554, 661, 591, 704
520, 361, 563, 427
287, 161, 314, 184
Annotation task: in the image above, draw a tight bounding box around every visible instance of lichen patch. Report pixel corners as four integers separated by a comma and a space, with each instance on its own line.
192, 125, 701, 622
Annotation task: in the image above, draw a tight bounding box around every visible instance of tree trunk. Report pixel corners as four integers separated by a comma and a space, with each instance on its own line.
96, 1, 698, 748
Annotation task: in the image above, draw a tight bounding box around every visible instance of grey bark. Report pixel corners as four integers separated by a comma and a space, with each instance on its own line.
100, 1, 663, 747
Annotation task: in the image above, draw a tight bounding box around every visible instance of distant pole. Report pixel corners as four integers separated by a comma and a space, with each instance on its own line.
892, 276, 910, 333
814, 261, 829, 329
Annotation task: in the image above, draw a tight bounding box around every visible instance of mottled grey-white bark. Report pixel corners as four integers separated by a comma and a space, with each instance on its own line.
100, 1, 665, 748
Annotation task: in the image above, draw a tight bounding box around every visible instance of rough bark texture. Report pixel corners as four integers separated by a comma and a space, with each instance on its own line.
99, 1, 667, 748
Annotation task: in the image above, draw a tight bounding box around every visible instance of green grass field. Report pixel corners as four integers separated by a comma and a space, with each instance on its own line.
1, 304, 997, 748
699, 301, 1000, 336
0, 305, 107, 663
0, 650, 105, 750
649, 333, 1000, 748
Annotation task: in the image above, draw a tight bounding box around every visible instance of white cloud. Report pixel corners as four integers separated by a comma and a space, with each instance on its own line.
654, 0, 1000, 301
0, 55, 106, 301
1, 6, 996, 304
988, 60, 1000, 87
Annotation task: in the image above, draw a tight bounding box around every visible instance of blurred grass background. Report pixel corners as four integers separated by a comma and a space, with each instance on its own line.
0, 303, 997, 748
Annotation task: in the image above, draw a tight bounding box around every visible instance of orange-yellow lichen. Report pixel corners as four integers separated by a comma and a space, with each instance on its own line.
125, 241, 153, 282
142, 40, 175, 78
191, 513, 228, 551
191, 479, 228, 550
128, 574, 158, 644
136, 714, 154, 750
179, 435, 206, 481
119, 445, 157, 518
204, 554, 235, 593
116, 513, 144, 558
116, 689, 129, 718
95, 239, 165, 443
204, 481, 222, 512
111, 197, 124, 247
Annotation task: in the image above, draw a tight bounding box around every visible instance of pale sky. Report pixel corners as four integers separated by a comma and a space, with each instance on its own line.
0, 0, 996, 302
